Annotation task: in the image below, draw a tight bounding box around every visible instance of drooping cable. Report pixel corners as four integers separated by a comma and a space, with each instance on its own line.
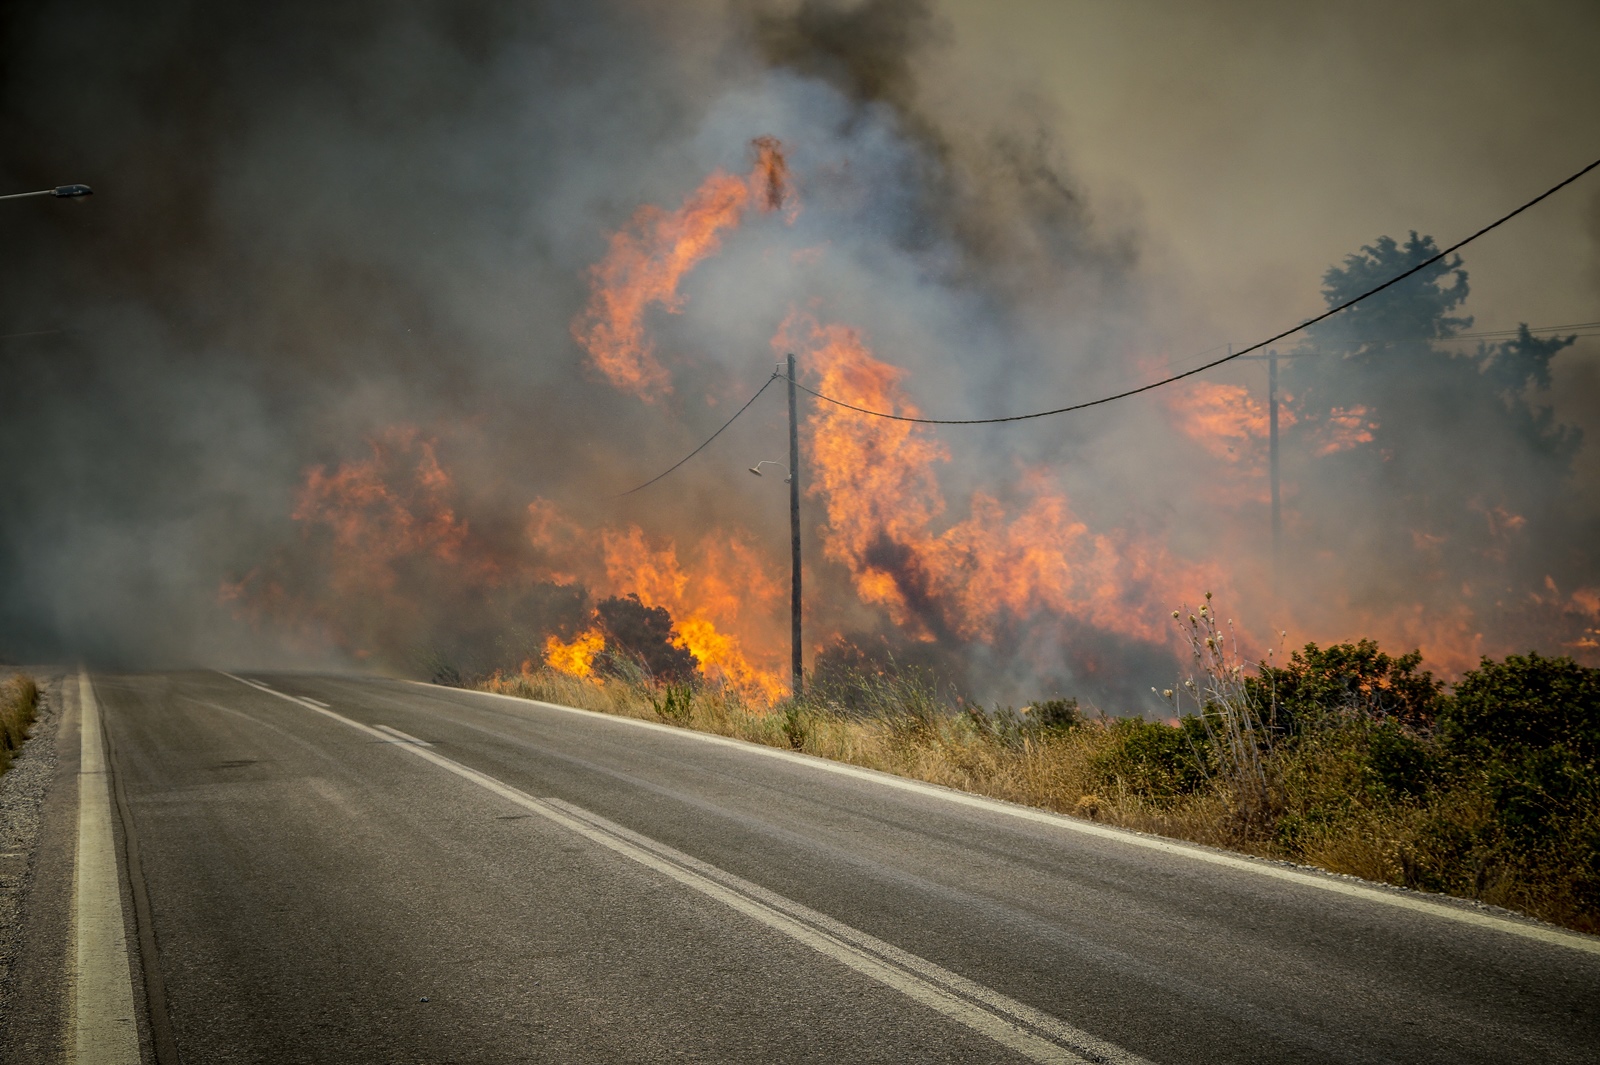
794, 154, 1600, 425
615, 372, 781, 496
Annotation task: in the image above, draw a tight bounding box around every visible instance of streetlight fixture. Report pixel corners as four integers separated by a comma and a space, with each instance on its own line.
0, 184, 94, 202
747, 460, 791, 482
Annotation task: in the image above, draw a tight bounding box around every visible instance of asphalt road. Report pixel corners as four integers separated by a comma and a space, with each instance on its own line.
5, 670, 1599, 1063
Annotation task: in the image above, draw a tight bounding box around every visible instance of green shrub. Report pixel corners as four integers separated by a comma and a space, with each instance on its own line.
1026, 698, 1082, 733
1091, 716, 1214, 799
650, 683, 694, 726
1248, 639, 1445, 734
1440, 652, 1600, 759
963, 698, 1082, 749
1365, 721, 1437, 799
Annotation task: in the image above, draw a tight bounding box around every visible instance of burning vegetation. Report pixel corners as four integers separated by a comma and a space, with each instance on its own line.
572, 137, 798, 400
225, 138, 1598, 711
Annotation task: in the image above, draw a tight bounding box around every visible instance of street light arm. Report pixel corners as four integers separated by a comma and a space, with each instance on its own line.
0, 184, 93, 201
748, 460, 791, 481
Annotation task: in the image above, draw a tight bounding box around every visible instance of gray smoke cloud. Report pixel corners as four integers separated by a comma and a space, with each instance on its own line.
1, 0, 1595, 712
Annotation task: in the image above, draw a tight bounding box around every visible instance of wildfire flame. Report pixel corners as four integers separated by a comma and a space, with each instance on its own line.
545, 628, 605, 678
291, 426, 475, 592
1169, 382, 1297, 462
529, 502, 789, 702
1316, 405, 1378, 456
571, 136, 797, 400
226, 136, 1598, 704
222, 427, 511, 661
784, 312, 1229, 650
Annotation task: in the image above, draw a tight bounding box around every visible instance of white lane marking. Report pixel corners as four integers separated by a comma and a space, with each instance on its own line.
542, 797, 1146, 1065
441, 682, 1600, 957
223, 672, 1144, 1064
373, 724, 432, 747
72, 671, 142, 1064
301, 697, 329, 709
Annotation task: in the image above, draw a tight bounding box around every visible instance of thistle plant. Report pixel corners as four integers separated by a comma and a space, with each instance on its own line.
1160, 592, 1279, 831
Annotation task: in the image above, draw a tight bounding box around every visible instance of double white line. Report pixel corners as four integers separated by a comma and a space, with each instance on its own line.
223, 673, 1150, 1065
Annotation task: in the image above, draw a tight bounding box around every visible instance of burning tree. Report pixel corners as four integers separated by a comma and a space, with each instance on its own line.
593, 593, 700, 684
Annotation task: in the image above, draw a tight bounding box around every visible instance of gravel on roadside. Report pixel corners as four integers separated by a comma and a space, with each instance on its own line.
0, 672, 64, 1010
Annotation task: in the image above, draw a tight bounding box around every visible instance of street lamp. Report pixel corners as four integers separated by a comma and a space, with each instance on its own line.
747, 460, 791, 482
0, 184, 94, 202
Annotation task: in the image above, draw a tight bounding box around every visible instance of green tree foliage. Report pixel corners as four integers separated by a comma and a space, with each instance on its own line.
1026, 697, 1083, 732
1443, 652, 1600, 757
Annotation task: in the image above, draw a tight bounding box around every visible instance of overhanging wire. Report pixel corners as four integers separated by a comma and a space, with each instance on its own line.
615, 373, 781, 496
794, 153, 1600, 425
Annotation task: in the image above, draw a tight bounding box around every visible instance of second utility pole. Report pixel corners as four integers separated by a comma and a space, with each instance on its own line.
1268, 350, 1282, 591
786, 354, 804, 696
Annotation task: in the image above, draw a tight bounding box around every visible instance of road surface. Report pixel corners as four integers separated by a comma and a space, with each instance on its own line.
3, 669, 1597, 1063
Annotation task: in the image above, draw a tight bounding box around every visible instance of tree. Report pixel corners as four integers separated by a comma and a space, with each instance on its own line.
1278, 233, 1586, 653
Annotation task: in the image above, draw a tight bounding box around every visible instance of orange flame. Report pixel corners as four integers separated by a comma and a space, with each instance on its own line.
290, 426, 473, 593
229, 140, 1598, 698
571, 136, 797, 401
1167, 382, 1300, 505
545, 628, 605, 678
783, 313, 1230, 650
529, 505, 790, 701
1169, 382, 1298, 461
221, 427, 512, 659
1316, 405, 1377, 456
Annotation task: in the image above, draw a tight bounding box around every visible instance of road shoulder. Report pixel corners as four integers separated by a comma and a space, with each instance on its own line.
0, 672, 73, 1064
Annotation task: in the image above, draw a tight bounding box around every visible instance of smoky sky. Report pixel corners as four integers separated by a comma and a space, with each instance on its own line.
1, 0, 1596, 711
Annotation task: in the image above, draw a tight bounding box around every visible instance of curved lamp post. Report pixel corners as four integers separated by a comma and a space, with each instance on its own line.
747, 460, 791, 483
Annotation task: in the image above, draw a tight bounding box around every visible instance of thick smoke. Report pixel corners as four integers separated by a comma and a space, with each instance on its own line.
1, 0, 1595, 712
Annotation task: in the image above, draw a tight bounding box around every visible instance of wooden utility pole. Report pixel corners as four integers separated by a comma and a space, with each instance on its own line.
1268, 350, 1282, 589
786, 353, 803, 696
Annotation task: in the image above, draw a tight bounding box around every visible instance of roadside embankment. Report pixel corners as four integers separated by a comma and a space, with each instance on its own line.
479, 652, 1600, 937
0, 671, 61, 1035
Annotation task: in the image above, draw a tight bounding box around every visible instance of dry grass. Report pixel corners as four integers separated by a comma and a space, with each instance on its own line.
0, 673, 40, 777
481, 669, 1121, 819
476, 665, 1598, 934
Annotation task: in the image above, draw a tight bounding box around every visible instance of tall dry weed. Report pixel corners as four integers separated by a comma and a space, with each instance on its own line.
0, 673, 40, 777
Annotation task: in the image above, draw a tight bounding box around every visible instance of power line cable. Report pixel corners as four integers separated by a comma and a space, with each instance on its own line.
615, 372, 781, 496
1432, 320, 1600, 340
1145, 315, 1593, 377
796, 153, 1600, 425
614, 156, 1600, 494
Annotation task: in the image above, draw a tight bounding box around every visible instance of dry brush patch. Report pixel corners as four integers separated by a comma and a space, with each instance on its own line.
0, 673, 39, 778
478, 667, 1126, 819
